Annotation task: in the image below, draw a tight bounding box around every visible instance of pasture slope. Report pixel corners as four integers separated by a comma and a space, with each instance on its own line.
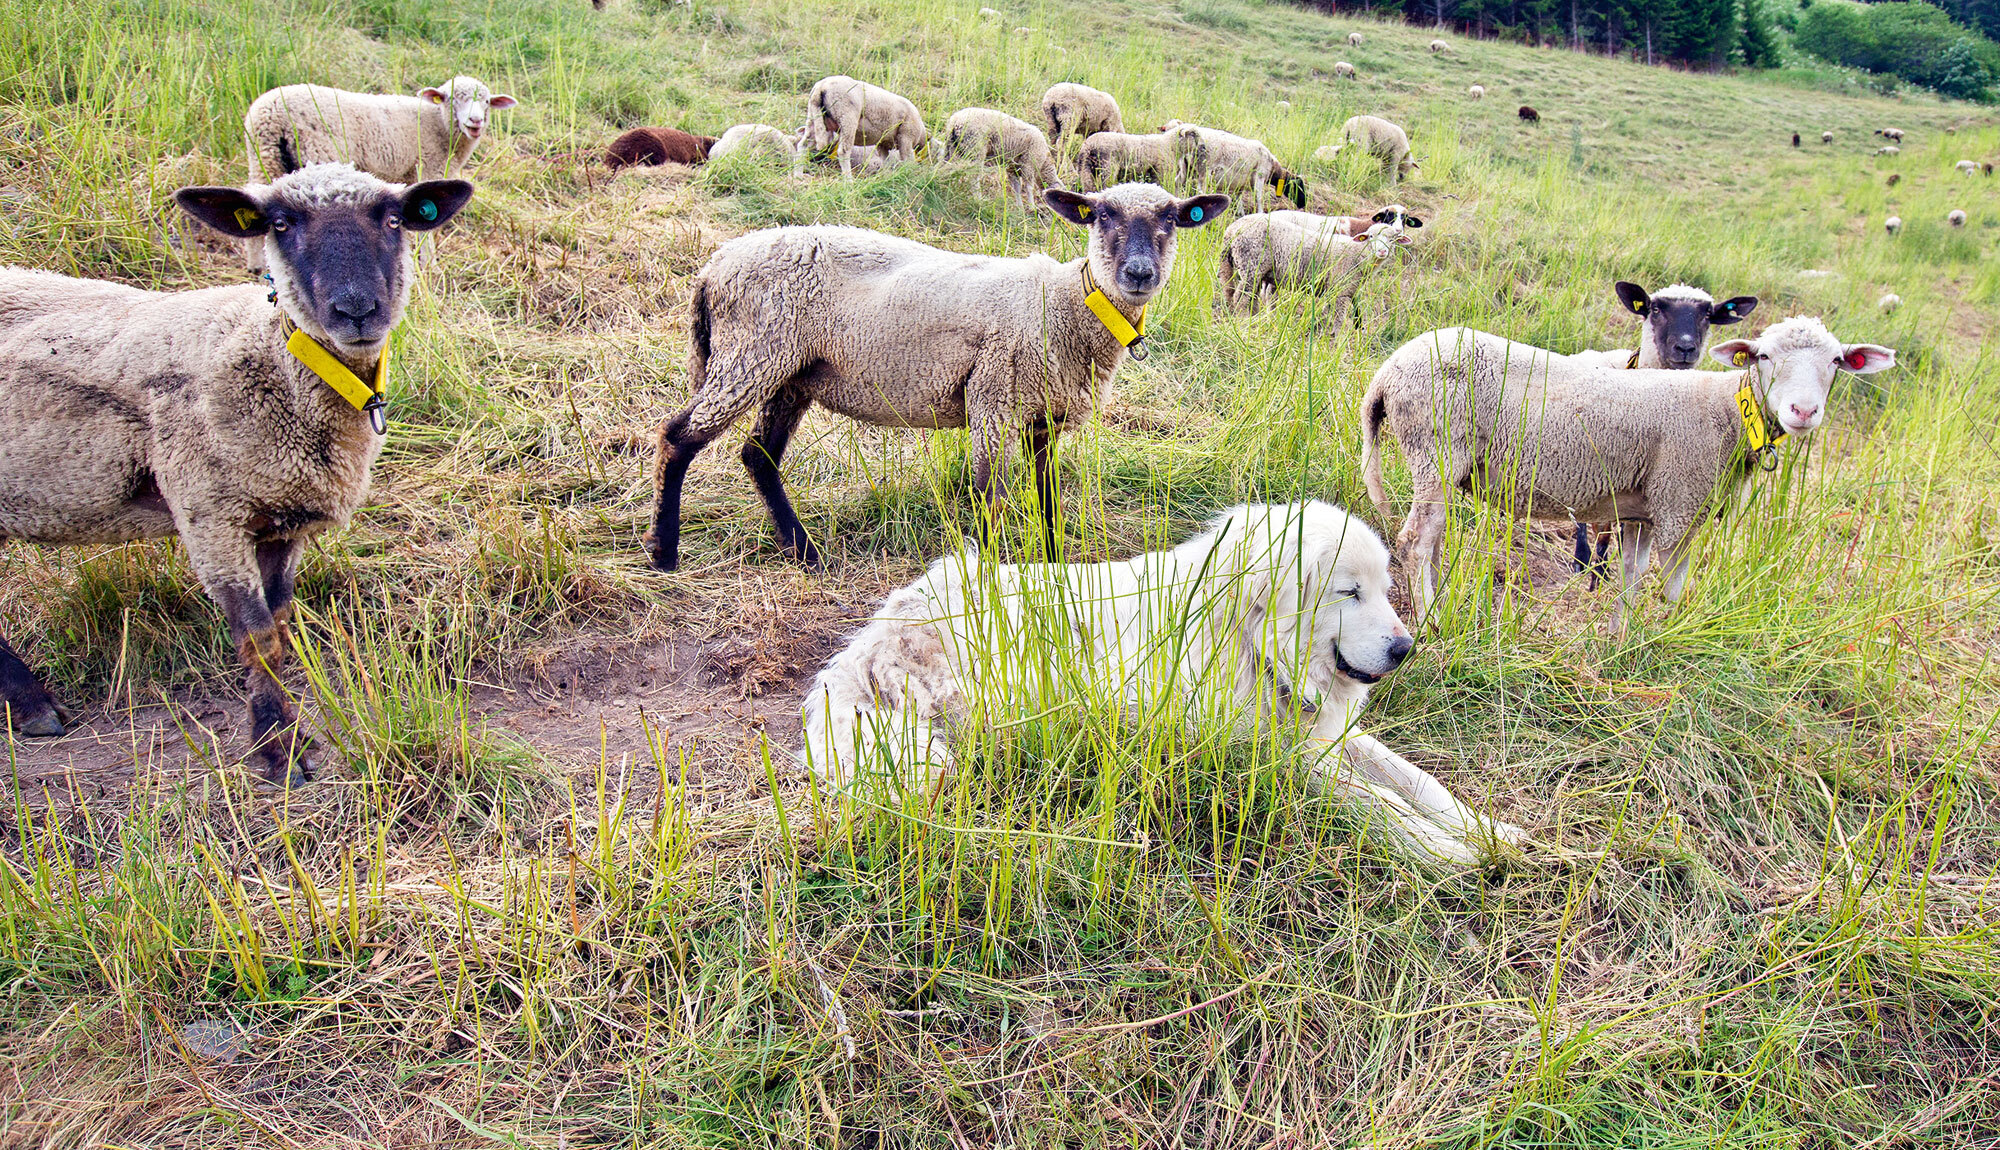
2, 0, 1998, 1143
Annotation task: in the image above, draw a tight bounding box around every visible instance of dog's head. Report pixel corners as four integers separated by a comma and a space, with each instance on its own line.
1212, 502, 1413, 708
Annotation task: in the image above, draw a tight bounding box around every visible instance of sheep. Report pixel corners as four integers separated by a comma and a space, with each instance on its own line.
1360, 318, 1895, 633
1987, 163, 1995, 176
1468, 84, 1485, 99
1956, 160, 1980, 174
1214, 205, 1420, 328
1429, 38, 1448, 52
1040, 83, 1124, 146
1949, 209, 1967, 227
1518, 105, 1540, 123
1875, 127, 1904, 142
1334, 61, 1357, 79
1348, 30, 1364, 45
1325, 115, 1419, 185
1076, 131, 1176, 189
1164, 122, 1307, 211
1564, 282, 1757, 582
1876, 146, 1900, 156
1792, 132, 1801, 147
802, 75, 927, 180
1884, 215, 1902, 234
1822, 130, 1834, 144
978, 5, 998, 14
604, 127, 716, 170
1886, 172, 1901, 186
0, 164, 473, 780
709, 123, 799, 166
943, 107, 1064, 206
1878, 293, 1903, 314
642, 183, 1231, 572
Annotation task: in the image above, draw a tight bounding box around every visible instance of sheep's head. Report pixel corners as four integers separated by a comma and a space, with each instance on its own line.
418, 76, 517, 145
1615, 282, 1756, 370
177, 164, 473, 359
1046, 183, 1229, 307
1710, 317, 1894, 437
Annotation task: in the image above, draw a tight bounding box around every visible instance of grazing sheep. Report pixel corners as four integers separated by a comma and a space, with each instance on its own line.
1334, 61, 1357, 79
1822, 131, 1834, 144
1361, 318, 1895, 632
1518, 105, 1540, 123
0, 164, 473, 779
709, 123, 800, 167
1468, 84, 1485, 99
1076, 130, 1176, 189
1429, 38, 1447, 52
643, 183, 1231, 571
1886, 172, 1901, 186
604, 127, 716, 170
1875, 145, 1900, 156
1987, 163, 1995, 176
1884, 215, 1902, 234
1878, 293, 1903, 314
1348, 30, 1364, 45
800, 502, 1523, 864
1040, 82, 1124, 145
1949, 209, 1967, 227
1326, 115, 1419, 185
1276, 101, 1292, 112
1164, 121, 1307, 211
1213, 206, 1419, 328
1956, 160, 1980, 174
802, 75, 927, 180
978, 5, 999, 14
1792, 132, 1801, 147
943, 108, 1064, 206
1875, 127, 1904, 142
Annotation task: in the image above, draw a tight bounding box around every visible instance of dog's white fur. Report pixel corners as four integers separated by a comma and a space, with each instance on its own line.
799, 502, 1522, 863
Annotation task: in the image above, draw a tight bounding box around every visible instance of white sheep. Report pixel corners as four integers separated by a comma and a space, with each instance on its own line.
1076, 130, 1176, 189
1040, 82, 1124, 145
1875, 127, 1904, 142
1429, 38, 1448, 52
1348, 30, 1364, 45
802, 75, 927, 180
1956, 160, 1979, 174
1468, 84, 1485, 99
1884, 215, 1902, 234
978, 6, 999, 16
1822, 130, 1834, 144
942, 107, 1064, 206
1164, 121, 1306, 211
709, 123, 798, 166
1875, 145, 1900, 156
643, 183, 1231, 571
1361, 318, 1895, 632
0, 164, 472, 778
1334, 61, 1357, 79
1878, 293, 1903, 313
1325, 114, 1419, 185
1949, 209, 1967, 227
1213, 206, 1418, 329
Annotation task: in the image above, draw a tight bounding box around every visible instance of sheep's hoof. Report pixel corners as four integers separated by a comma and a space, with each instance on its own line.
251, 733, 316, 789
15, 707, 66, 739
641, 532, 680, 572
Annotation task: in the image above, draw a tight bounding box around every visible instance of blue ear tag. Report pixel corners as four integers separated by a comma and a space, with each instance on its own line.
415, 199, 438, 222
1190, 206, 1203, 222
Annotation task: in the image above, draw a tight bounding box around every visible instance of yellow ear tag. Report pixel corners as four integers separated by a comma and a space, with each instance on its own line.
429, 92, 446, 104
1631, 300, 1644, 312
1733, 350, 1749, 366
1077, 205, 1091, 220
234, 208, 263, 231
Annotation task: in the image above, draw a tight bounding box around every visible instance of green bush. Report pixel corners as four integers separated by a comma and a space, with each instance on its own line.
1794, 0, 1999, 100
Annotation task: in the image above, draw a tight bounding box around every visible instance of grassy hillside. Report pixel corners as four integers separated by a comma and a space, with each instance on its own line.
1, 0, 1998, 1144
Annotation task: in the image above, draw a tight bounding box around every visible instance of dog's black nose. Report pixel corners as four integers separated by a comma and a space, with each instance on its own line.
1385, 635, 1413, 666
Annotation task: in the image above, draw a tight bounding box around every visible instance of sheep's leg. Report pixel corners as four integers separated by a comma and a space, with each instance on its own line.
188, 530, 314, 785
837, 122, 858, 180
1608, 521, 1653, 637
258, 536, 306, 621
0, 632, 66, 738
741, 382, 821, 566
645, 409, 718, 572
1396, 452, 1454, 625
1028, 417, 1062, 561
1658, 529, 1697, 604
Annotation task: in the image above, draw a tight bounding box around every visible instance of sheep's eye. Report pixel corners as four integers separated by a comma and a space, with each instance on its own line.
269, 218, 289, 233
386, 214, 402, 230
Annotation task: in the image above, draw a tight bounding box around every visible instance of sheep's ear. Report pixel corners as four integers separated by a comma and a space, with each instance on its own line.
1403, 215, 1423, 228
487, 94, 517, 110
399, 180, 474, 232
1177, 194, 1230, 228
1614, 281, 1651, 317
1711, 296, 1757, 325
1045, 189, 1098, 226
1710, 338, 1756, 368
418, 87, 448, 104
1839, 344, 1895, 374
175, 187, 270, 238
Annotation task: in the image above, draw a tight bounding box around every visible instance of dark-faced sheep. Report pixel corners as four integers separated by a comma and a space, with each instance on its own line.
605, 127, 718, 169
643, 183, 1230, 571
1518, 105, 1540, 123
0, 164, 472, 782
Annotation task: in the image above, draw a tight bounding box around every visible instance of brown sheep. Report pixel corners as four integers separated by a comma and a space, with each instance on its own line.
605, 127, 718, 170
1518, 105, 1540, 124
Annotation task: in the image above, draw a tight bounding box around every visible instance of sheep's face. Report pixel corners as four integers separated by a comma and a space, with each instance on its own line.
1045, 184, 1231, 307
1615, 282, 1756, 370
419, 77, 517, 144
177, 165, 473, 357
1247, 505, 1411, 706
1710, 318, 1894, 437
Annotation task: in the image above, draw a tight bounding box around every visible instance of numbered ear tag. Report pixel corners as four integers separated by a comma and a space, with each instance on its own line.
1733, 350, 1749, 366
415, 199, 438, 222
234, 208, 263, 231
1631, 299, 1645, 312
1077, 205, 1091, 220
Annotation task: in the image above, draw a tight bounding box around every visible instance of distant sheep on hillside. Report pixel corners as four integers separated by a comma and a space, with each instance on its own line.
1468, 84, 1484, 99
1518, 105, 1540, 123
1884, 215, 1902, 234
1348, 30, 1364, 45
1334, 61, 1357, 78
1948, 209, 1967, 227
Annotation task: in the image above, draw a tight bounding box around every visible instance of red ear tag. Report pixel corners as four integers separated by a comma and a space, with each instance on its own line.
1845, 350, 1868, 370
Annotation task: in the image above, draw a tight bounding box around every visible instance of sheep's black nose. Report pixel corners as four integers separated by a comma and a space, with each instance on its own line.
1385, 635, 1413, 666
1118, 261, 1158, 293
331, 292, 380, 322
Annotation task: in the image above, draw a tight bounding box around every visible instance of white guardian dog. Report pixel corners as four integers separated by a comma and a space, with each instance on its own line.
799, 502, 1522, 863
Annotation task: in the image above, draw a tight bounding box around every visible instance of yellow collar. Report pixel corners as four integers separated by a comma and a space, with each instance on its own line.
1080, 264, 1147, 361
1731, 369, 1784, 470
286, 326, 389, 434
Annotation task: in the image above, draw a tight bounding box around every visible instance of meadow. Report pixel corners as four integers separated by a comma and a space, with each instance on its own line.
1, 0, 1998, 1143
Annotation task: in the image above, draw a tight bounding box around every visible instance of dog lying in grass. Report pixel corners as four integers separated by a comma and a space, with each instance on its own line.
799, 501, 1523, 863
